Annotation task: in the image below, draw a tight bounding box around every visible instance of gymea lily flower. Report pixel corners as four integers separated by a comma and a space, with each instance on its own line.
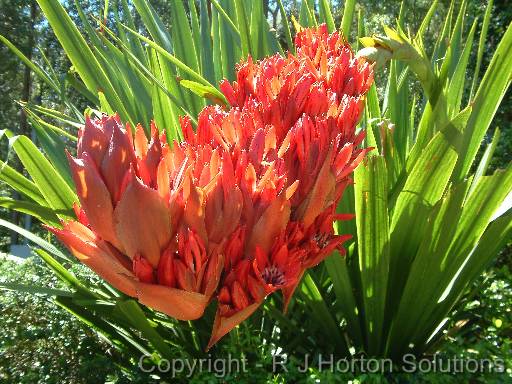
51, 24, 374, 349
51, 116, 224, 320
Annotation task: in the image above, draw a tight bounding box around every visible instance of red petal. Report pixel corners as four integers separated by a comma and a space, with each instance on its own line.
156, 159, 170, 201
281, 270, 304, 313
254, 246, 268, 270
218, 286, 231, 303
135, 283, 209, 320
113, 172, 171, 268
51, 221, 136, 297
247, 274, 266, 302
220, 79, 237, 105
297, 148, 336, 228
333, 143, 353, 172
248, 191, 291, 255
157, 246, 176, 287
174, 259, 196, 292
68, 152, 121, 250
77, 116, 109, 165
133, 254, 155, 283
100, 122, 136, 202
273, 244, 289, 269
183, 174, 208, 244
72, 202, 89, 226
207, 303, 261, 350
202, 251, 223, 297
134, 123, 148, 158
231, 280, 249, 310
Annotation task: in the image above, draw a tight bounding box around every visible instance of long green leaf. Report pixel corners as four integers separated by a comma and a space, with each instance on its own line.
0, 197, 60, 226
468, 127, 500, 196
0, 282, 73, 297
122, 24, 218, 90
324, 252, 363, 347
299, 272, 349, 356
354, 156, 390, 355
0, 218, 69, 260
446, 19, 477, 116
116, 300, 174, 359
470, 0, 493, 98
277, 0, 293, 52
8, 134, 76, 217
210, 0, 242, 45
36, 0, 130, 121
453, 22, 512, 181
234, 0, 251, 57
0, 34, 58, 92
340, 0, 356, 39
387, 182, 469, 356
36, 249, 96, 298
0, 160, 46, 205
199, 0, 216, 84
319, 0, 335, 33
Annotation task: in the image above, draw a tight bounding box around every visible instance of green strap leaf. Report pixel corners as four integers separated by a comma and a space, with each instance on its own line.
179, 80, 227, 105
354, 156, 390, 355
28, 115, 74, 188
210, 0, 242, 47
387, 181, 470, 356
0, 218, 69, 260
324, 252, 363, 347
199, 0, 216, 84
122, 24, 218, 90
341, 0, 356, 39
36, 0, 131, 121
0, 197, 60, 226
319, 0, 336, 33
453, 22, 512, 181
234, 0, 251, 57
131, 0, 173, 51
470, 0, 493, 98
0, 160, 47, 205
35, 1, 105, 98
169, 0, 200, 73
56, 296, 150, 358
277, 0, 294, 53
0, 34, 59, 92
36, 249, 97, 298
468, 127, 500, 196
116, 300, 174, 359
188, 0, 202, 63
299, 272, 349, 356
8, 134, 76, 218
0, 282, 73, 297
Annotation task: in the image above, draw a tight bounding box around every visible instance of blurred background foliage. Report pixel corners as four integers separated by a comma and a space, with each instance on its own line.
0, 0, 510, 382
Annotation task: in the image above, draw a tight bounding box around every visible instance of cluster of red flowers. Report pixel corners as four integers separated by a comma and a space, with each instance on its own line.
51, 25, 374, 348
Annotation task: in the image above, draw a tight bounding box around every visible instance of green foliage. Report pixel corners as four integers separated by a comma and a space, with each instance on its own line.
0, 256, 127, 383
2, 255, 509, 383
315, 0, 512, 359
0, 0, 510, 381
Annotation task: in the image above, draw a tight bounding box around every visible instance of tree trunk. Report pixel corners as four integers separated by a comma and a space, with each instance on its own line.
263, 0, 269, 19
10, 0, 37, 246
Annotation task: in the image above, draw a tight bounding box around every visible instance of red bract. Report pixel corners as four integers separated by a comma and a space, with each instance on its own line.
51, 24, 373, 349
51, 116, 224, 320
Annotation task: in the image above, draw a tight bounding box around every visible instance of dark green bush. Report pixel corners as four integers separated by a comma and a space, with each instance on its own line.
0, 257, 128, 383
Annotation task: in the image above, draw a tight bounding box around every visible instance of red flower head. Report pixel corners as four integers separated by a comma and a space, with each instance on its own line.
52, 116, 227, 320
201, 25, 373, 346
51, 25, 373, 349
